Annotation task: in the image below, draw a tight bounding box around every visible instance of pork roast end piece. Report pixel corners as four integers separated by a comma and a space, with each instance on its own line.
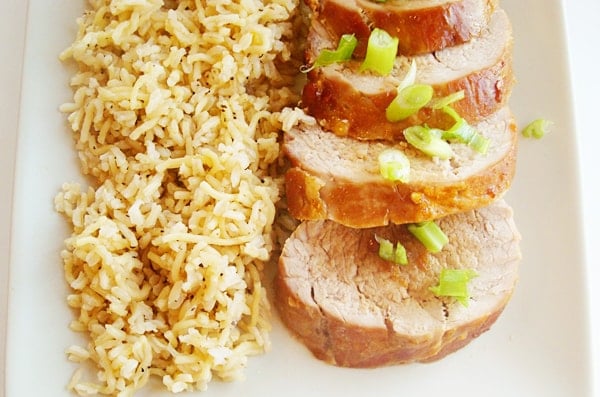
305, 0, 498, 57
302, 9, 513, 141
275, 200, 521, 367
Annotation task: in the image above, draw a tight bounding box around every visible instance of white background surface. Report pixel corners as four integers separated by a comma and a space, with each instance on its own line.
1, 0, 599, 396
564, 2, 600, 395
0, 1, 28, 395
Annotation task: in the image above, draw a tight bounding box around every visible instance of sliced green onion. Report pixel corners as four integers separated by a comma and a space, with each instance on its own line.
302, 34, 357, 72
440, 106, 490, 154
442, 105, 462, 123
394, 242, 408, 265
375, 235, 408, 265
407, 220, 449, 253
428, 90, 465, 110
378, 148, 410, 182
428, 128, 444, 138
386, 84, 434, 122
522, 118, 552, 139
397, 60, 418, 92
359, 28, 399, 76
404, 125, 454, 159
385, 61, 432, 121
429, 268, 478, 307
376, 235, 394, 260
442, 117, 490, 154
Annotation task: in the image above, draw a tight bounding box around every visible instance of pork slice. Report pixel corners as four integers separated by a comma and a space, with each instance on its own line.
283, 107, 517, 228
308, 0, 498, 57
275, 199, 521, 367
302, 9, 513, 140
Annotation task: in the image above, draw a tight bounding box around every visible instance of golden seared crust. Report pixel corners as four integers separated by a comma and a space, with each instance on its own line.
315, 0, 498, 57
302, 9, 514, 141
284, 108, 518, 228
285, 168, 328, 220
275, 201, 521, 367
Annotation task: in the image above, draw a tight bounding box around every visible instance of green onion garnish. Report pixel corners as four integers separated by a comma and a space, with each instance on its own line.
376, 235, 394, 260
441, 105, 462, 123
375, 235, 408, 265
378, 148, 410, 182
521, 118, 552, 139
404, 125, 454, 160
407, 220, 449, 253
428, 90, 465, 110
440, 106, 490, 154
429, 268, 478, 307
394, 243, 408, 265
302, 34, 358, 72
442, 116, 490, 154
386, 84, 434, 122
359, 28, 399, 76
398, 60, 417, 92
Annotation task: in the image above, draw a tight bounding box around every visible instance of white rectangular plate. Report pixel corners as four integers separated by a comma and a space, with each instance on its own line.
5, 0, 593, 396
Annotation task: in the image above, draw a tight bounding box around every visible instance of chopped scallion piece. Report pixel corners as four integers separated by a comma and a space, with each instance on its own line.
397, 60, 418, 92
359, 28, 399, 76
394, 242, 408, 265
302, 34, 357, 72
429, 268, 478, 307
386, 84, 434, 122
376, 235, 394, 260
440, 106, 490, 154
442, 105, 462, 123
465, 130, 490, 153
522, 118, 552, 139
442, 117, 490, 154
375, 235, 408, 265
429, 90, 465, 109
404, 125, 454, 159
407, 220, 449, 253
378, 148, 410, 182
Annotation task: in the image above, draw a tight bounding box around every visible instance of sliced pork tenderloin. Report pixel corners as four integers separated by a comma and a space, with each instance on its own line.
302, 9, 513, 140
275, 200, 521, 367
283, 107, 517, 228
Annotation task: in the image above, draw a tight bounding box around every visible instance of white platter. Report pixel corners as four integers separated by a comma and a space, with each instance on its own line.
3, 0, 594, 396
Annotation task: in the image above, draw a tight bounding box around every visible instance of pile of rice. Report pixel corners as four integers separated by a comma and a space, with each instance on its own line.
55, 0, 305, 395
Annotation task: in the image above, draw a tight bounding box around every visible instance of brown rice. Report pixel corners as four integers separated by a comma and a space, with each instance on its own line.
55, 0, 304, 395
